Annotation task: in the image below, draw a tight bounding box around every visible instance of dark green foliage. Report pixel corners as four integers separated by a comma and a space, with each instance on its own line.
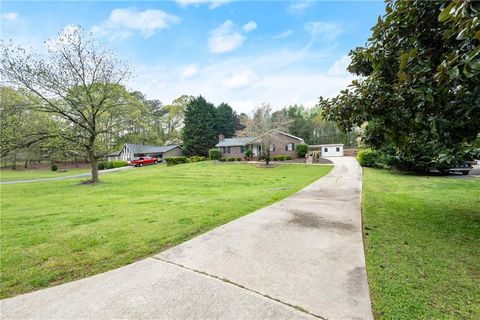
357, 148, 394, 169
215, 103, 237, 138
273, 155, 287, 161
227, 157, 235, 162
285, 155, 292, 160
165, 156, 190, 166
320, 1, 480, 172
357, 149, 380, 167
244, 148, 253, 158
208, 148, 221, 160
50, 164, 58, 171
236, 157, 241, 161
189, 156, 206, 163
97, 162, 105, 170
111, 161, 127, 168
295, 143, 309, 158
182, 96, 217, 156
219, 158, 226, 162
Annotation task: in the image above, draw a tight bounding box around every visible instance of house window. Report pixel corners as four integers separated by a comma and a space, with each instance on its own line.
336, 147, 340, 152
270, 145, 275, 152
240, 146, 245, 153
324, 147, 328, 152
286, 143, 294, 151
223, 146, 230, 154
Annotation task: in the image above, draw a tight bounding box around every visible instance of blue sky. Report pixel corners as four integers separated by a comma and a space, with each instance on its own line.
1, 1, 386, 113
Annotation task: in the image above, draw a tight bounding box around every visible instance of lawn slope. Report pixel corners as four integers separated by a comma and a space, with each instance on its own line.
0, 162, 332, 298
0, 168, 90, 181
363, 168, 480, 319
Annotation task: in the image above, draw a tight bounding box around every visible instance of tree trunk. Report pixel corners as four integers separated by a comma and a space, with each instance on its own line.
88, 136, 99, 184
24, 160, 28, 168
12, 152, 17, 170
266, 148, 270, 166
90, 154, 99, 184
75, 157, 79, 168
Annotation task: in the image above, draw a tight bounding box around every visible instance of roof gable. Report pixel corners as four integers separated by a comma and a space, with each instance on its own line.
125, 143, 180, 154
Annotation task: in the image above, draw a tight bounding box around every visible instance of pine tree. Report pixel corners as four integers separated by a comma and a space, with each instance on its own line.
182, 96, 217, 156
215, 103, 236, 138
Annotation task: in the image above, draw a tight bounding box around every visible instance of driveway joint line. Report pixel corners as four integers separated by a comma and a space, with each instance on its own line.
150, 256, 328, 320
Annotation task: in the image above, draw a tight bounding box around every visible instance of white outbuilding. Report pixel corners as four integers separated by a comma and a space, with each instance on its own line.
320, 144, 344, 157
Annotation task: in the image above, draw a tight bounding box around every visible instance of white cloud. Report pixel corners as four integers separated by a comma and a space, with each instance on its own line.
130, 50, 355, 114
242, 21, 257, 33
208, 20, 245, 53
181, 64, 200, 79
289, 0, 315, 14
328, 55, 351, 76
305, 21, 342, 42
176, 0, 231, 9
223, 69, 257, 89
92, 8, 180, 41
273, 30, 293, 39
2, 12, 18, 21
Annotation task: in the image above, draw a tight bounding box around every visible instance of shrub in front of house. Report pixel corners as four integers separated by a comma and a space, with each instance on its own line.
244, 148, 253, 160
208, 148, 221, 160
106, 161, 114, 169
227, 157, 236, 161
97, 162, 105, 170
189, 156, 206, 163
111, 160, 127, 168
273, 155, 287, 161
296, 143, 309, 158
236, 157, 241, 161
219, 158, 226, 162
165, 156, 190, 166
285, 155, 292, 160
51, 164, 58, 171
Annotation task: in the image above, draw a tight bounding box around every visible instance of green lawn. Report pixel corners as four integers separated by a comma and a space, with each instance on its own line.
363, 168, 480, 319
0, 161, 332, 298
0, 168, 90, 181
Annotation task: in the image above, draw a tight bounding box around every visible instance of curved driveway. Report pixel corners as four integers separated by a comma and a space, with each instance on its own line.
1, 157, 372, 320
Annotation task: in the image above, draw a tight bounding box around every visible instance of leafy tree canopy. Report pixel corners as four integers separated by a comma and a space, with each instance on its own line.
319, 0, 480, 171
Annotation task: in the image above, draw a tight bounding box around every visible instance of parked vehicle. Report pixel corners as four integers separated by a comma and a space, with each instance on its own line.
129, 157, 159, 167
444, 161, 475, 175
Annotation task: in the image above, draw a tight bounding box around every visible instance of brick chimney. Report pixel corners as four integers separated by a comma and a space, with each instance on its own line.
218, 134, 225, 142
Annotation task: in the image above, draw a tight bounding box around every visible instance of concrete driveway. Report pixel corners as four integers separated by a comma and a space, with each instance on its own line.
1, 157, 372, 320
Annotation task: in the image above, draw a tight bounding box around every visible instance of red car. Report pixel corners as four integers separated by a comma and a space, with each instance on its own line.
130, 156, 159, 167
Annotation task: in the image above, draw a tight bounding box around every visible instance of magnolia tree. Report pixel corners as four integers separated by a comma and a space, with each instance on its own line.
240, 103, 290, 165
0, 25, 132, 183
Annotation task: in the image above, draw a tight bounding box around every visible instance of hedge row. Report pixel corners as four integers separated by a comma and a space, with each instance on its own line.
98, 160, 127, 170
165, 156, 190, 166
219, 157, 242, 162
189, 156, 206, 163
272, 155, 292, 161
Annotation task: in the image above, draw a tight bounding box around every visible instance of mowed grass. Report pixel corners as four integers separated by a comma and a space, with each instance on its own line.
362, 168, 480, 319
0, 161, 332, 298
0, 168, 90, 181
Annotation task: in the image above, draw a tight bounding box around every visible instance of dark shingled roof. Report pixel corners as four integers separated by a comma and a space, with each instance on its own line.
125, 144, 180, 154
215, 137, 253, 147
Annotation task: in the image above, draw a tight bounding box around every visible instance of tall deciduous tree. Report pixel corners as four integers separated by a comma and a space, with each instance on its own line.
319, 0, 480, 171
240, 103, 290, 165
1, 25, 131, 183
182, 96, 217, 156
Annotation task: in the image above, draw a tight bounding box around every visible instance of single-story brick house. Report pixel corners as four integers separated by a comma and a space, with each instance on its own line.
215, 130, 304, 159
105, 143, 183, 162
